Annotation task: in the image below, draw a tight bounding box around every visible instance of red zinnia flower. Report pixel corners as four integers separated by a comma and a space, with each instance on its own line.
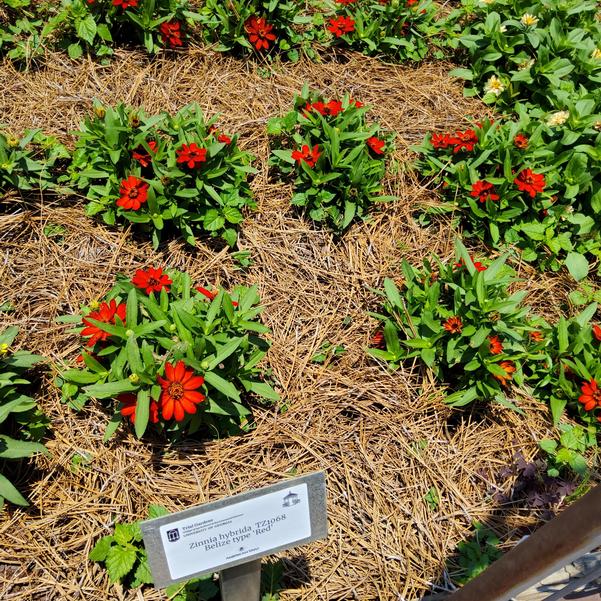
431, 132, 454, 150
513, 134, 529, 149
160, 21, 183, 48
217, 134, 232, 144
451, 129, 478, 153
367, 137, 386, 155
244, 16, 276, 51
132, 266, 172, 295
176, 143, 207, 169
351, 98, 363, 108
196, 286, 238, 306
326, 100, 343, 116
157, 361, 206, 422
327, 16, 355, 37
493, 361, 516, 387
529, 331, 544, 342
112, 0, 138, 8
514, 168, 545, 198
593, 325, 601, 342
116, 176, 149, 211
488, 335, 503, 355
118, 393, 160, 425
81, 299, 126, 347
132, 140, 157, 168
336, 0, 356, 3
291, 144, 321, 168
443, 316, 463, 334
578, 380, 601, 421
471, 180, 499, 204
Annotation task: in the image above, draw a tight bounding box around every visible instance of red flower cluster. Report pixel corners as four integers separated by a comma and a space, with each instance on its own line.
176, 143, 207, 169
471, 180, 499, 204
514, 168, 545, 198
431, 129, 478, 154
157, 360, 206, 422
578, 379, 601, 422
81, 300, 126, 347
132, 140, 157, 168
594, 325, 601, 342
292, 144, 321, 168
112, 0, 138, 8
367, 137, 386, 155
327, 16, 355, 37
118, 393, 159, 425
160, 21, 183, 48
117, 176, 149, 211
132, 266, 172, 295
245, 16, 276, 51
454, 258, 487, 272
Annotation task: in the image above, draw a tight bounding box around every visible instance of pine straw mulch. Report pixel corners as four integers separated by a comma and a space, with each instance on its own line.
0, 47, 583, 600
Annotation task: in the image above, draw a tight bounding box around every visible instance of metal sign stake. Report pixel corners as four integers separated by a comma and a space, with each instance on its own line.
219, 558, 262, 601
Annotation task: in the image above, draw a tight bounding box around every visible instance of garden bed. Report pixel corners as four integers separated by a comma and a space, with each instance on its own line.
0, 46, 594, 600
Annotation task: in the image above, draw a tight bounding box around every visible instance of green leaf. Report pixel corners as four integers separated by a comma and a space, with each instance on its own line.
208, 337, 243, 370
565, 252, 589, 281
204, 371, 241, 401
126, 288, 138, 328
147, 504, 169, 519
383, 278, 402, 308
105, 545, 137, 583
0, 436, 46, 459
0, 473, 28, 506
134, 389, 150, 439
89, 536, 113, 562
77, 14, 97, 45
85, 379, 138, 399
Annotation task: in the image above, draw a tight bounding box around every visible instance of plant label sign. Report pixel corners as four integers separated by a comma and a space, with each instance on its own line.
140, 471, 327, 588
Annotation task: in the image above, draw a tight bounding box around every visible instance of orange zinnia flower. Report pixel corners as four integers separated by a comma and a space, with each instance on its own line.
488, 335, 503, 354
578, 379, 601, 418
157, 361, 206, 422
81, 299, 126, 347
529, 331, 544, 342
493, 361, 516, 387
443, 316, 463, 334
593, 325, 601, 342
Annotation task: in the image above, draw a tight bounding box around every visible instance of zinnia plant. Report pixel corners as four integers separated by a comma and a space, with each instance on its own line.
413, 115, 601, 279
324, 0, 441, 62
0, 327, 48, 508
3, 0, 199, 61
268, 86, 395, 232
368, 239, 550, 409
0, 129, 69, 196
67, 102, 256, 248
529, 302, 601, 437
198, 0, 323, 61
57, 267, 279, 440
